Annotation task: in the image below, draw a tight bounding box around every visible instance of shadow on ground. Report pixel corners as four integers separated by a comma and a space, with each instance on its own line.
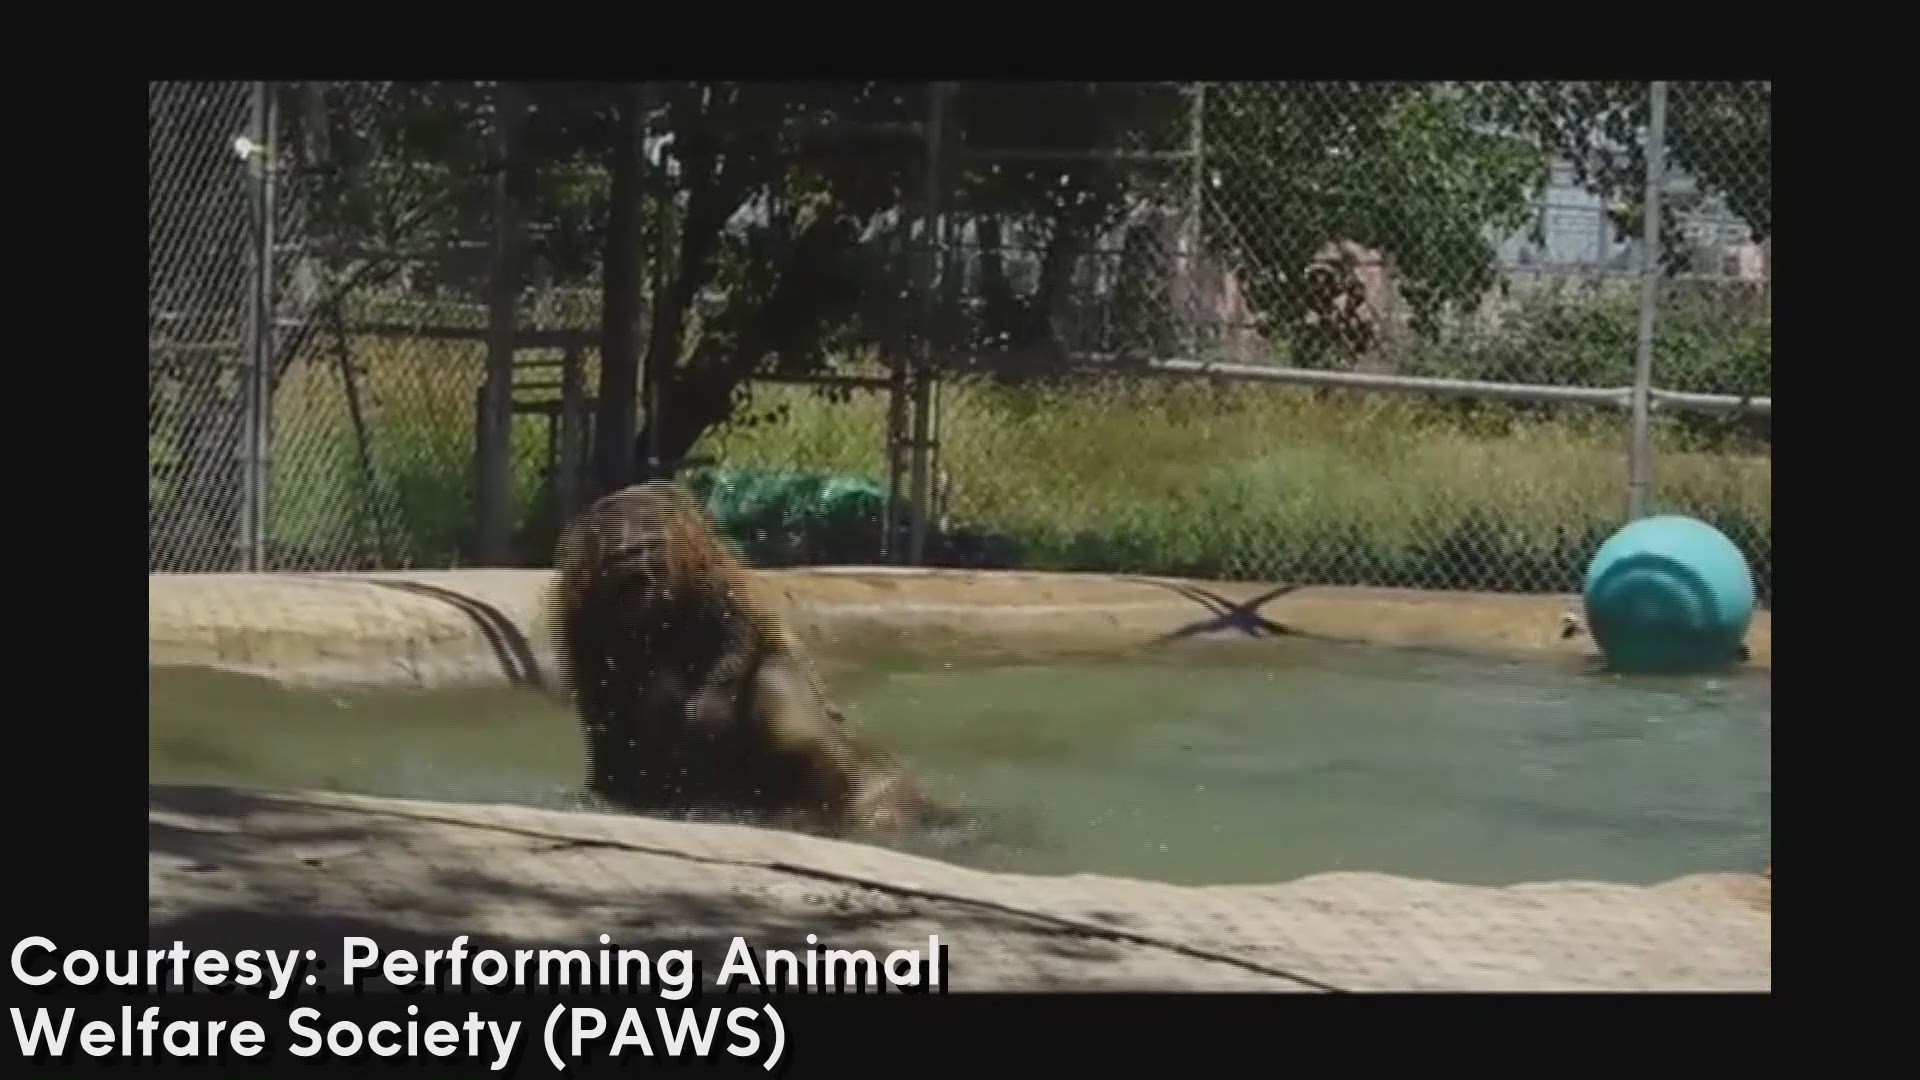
148, 785, 1177, 994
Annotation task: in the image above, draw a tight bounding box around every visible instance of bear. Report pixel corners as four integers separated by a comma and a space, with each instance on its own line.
548, 479, 930, 837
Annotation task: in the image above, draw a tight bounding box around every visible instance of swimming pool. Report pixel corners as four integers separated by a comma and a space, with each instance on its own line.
149, 636, 1770, 888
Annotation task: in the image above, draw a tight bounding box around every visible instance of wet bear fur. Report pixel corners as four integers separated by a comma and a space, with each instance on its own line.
548, 480, 928, 836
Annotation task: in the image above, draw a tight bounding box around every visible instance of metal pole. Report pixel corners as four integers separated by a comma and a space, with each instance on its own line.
907, 82, 945, 566
882, 367, 905, 563
557, 345, 585, 527
881, 220, 906, 564
1626, 80, 1668, 520
478, 80, 526, 564
639, 84, 666, 482
1186, 82, 1207, 363
241, 81, 276, 573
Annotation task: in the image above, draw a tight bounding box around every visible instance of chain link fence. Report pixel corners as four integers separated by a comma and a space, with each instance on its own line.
1645, 81, 1771, 595
149, 80, 1769, 603
923, 80, 1769, 601
149, 83, 267, 572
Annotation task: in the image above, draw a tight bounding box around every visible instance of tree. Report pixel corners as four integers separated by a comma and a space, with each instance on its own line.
587, 82, 1189, 494
1469, 81, 1771, 263
266, 81, 1763, 518
1201, 82, 1551, 368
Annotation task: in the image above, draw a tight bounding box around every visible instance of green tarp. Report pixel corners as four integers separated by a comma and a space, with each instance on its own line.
684, 467, 888, 565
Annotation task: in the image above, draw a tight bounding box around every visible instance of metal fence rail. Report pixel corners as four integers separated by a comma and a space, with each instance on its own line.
147, 80, 1770, 602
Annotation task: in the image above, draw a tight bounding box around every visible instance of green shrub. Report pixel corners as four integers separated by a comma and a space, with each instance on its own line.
1404, 283, 1771, 448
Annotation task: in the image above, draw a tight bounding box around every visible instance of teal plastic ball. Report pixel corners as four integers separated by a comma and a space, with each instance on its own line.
1582, 515, 1756, 674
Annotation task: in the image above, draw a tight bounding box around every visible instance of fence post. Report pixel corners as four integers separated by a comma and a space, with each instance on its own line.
1626, 80, 1668, 520
907, 82, 947, 566
240, 80, 276, 573
1185, 81, 1207, 363
477, 81, 527, 564
882, 369, 905, 563
557, 344, 586, 529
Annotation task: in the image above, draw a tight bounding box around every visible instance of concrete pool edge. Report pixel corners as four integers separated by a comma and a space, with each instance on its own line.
149, 783, 1772, 992
149, 568, 1773, 689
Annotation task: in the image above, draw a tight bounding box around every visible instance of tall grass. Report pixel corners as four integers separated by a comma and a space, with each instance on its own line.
705, 378, 1771, 600
236, 329, 1769, 605
263, 335, 559, 568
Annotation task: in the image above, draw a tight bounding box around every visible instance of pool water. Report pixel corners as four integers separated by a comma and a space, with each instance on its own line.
148, 638, 1770, 888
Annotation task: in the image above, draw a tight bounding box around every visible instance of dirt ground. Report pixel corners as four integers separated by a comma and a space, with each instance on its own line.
146, 569, 1772, 991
